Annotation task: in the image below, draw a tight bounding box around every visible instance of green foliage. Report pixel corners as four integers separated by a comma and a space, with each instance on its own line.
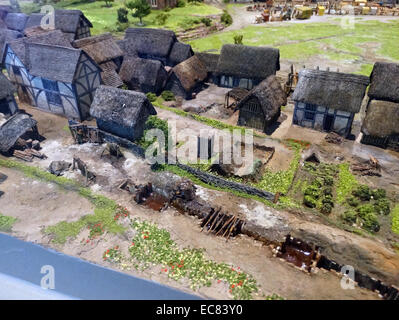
392, 205, 399, 235
336, 163, 358, 203
304, 195, 317, 208
352, 185, 372, 201
137, 115, 170, 152
116, 21, 129, 31
128, 220, 259, 299
221, 10, 233, 26
201, 17, 212, 27
176, 0, 186, 7
164, 6, 172, 12
117, 7, 129, 23
374, 198, 391, 215
347, 196, 360, 207
161, 90, 175, 101
341, 210, 357, 224
233, 34, 243, 45
0, 213, 17, 232
372, 188, 386, 200
357, 204, 380, 232
100, 0, 114, 7
146, 92, 157, 102
155, 12, 170, 25
126, 0, 151, 25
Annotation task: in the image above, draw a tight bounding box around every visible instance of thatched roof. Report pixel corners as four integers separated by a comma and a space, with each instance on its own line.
100, 61, 123, 88
362, 100, 399, 137
292, 69, 369, 113
195, 52, 219, 73
171, 55, 207, 92
119, 56, 167, 93
90, 85, 157, 129
4, 13, 28, 31
26, 43, 84, 83
216, 44, 280, 79
116, 38, 138, 57
24, 10, 92, 36
237, 75, 287, 121
72, 33, 123, 65
0, 28, 22, 62
0, 113, 37, 153
168, 42, 193, 66
368, 62, 399, 103
0, 5, 12, 20
24, 25, 50, 37
8, 29, 72, 66
0, 71, 16, 100
123, 28, 176, 60
0, 19, 7, 29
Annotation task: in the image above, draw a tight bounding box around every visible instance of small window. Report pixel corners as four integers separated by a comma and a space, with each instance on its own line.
42, 79, 62, 106
151, 0, 157, 7
304, 103, 316, 121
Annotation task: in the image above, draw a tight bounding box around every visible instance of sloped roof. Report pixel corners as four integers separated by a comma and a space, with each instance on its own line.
362, 99, 399, 137
368, 62, 399, 103
4, 13, 28, 31
123, 28, 176, 60
119, 56, 167, 89
90, 85, 157, 129
8, 29, 72, 66
72, 33, 123, 65
171, 55, 207, 92
237, 75, 287, 122
26, 43, 83, 83
195, 52, 219, 73
0, 71, 16, 100
0, 113, 37, 153
100, 61, 123, 88
168, 42, 193, 66
0, 28, 22, 62
216, 44, 280, 79
24, 10, 92, 35
292, 69, 369, 113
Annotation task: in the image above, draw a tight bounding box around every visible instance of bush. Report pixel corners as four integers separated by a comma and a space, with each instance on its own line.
233, 34, 243, 45
374, 198, 390, 215
304, 184, 320, 199
304, 195, 317, 208
321, 202, 333, 214
221, 10, 233, 26
342, 210, 357, 224
161, 90, 175, 101
357, 204, 380, 232
323, 176, 334, 186
117, 7, 129, 23
155, 12, 170, 25
201, 17, 212, 27
164, 6, 171, 12
116, 21, 129, 32
323, 187, 333, 196
372, 188, 386, 200
176, 0, 186, 7
146, 92, 157, 102
346, 196, 360, 207
352, 185, 371, 201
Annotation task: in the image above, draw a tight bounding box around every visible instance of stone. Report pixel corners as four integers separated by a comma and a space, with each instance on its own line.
48, 161, 72, 176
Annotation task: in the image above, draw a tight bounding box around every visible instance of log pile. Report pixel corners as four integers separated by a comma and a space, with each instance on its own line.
200, 209, 244, 241
351, 156, 381, 176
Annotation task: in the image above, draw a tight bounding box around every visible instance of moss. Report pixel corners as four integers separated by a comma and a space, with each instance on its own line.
0, 213, 17, 232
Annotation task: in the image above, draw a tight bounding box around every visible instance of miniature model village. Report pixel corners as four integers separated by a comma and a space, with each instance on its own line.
0, 1, 399, 300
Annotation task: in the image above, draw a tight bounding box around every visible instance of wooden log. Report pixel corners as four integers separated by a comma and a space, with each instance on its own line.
200, 209, 216, 231
222, 216, 237, 238
215, 215, 235, 236
212, 213, 227, 234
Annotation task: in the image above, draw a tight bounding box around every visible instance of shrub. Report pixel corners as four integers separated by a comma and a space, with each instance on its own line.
304, 184, 320, 199
341, 210, 357, 224
352, 185, 371, 201
374, 198, 390, 215
161, 90, 175, 101
346, 196, 360, 207
146, 92, 157, 102
176, 0, 186, 7
155, 12, 170, 25
357, 204, 380, 232
117, 7, 129, 23
221, 10, 233, 26
323, 176, 334, 186
321, 203, 332, 214
116, 21, 129, 32
304, 195, 317, 208
372, 188, 386, 200
323, 187, 333, 196
201, 17, 212, 27
233, 34, 243, 45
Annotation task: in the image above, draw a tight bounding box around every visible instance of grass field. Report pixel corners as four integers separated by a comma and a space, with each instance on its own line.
22, 0, 222, 36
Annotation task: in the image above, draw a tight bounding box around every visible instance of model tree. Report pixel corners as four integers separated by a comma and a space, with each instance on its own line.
100, 0, 115, 7
126, 0, 151, 26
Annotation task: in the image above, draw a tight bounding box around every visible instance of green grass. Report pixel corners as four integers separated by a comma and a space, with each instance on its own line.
127, 219, 260, 299
0, 213, 17, 232
0, 158, 125, 244
392, 205, 399, 235
29, 0, 222, 35
336, 163, 358, 204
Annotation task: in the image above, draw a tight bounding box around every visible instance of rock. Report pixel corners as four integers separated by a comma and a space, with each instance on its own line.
48, 161, 72, 176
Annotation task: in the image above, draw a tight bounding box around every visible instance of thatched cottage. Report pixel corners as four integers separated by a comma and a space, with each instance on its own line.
147, 0, 177, 10
90, 85, 157, 141
0, 71, 18, 118
195, 52, 220, 83
73, 33, 124, 88
0, 113, 38, 154
215, 44, 280, 90
361, 62, 399, 151
119, 56, 167, 94
292, 69, 369, 137
119, 28, 193, 66
236, 75, 287, 132
24, 10, 92, 41
164, 55, 208, 99
3, 30, 102, 120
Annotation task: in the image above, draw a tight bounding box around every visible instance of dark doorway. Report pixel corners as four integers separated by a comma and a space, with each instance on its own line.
324, 114, 334, 131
